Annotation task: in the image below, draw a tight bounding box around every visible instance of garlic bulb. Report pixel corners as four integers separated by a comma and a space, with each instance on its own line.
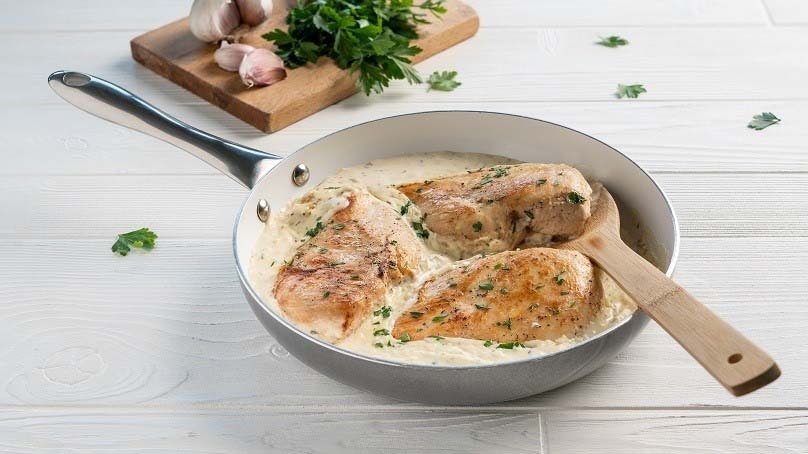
214, 42, 255, 71
236, 0, 274, 26
239, 49, 287, 87
189, 0, 241, 43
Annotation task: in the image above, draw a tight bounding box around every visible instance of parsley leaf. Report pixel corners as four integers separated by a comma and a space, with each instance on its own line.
409, 311, 424, 319
497, 341, 526, 349
483, 340, 494, 347
478, 281, 494, 291
400, 200, 412, 215
373, 305, 393, 318
432, 313, 449, 323
597, 35, 628, 48
472, 221, 483, 232
617, 84, 646, 99
567, 191, 587, 204
427, 70, 461, 91
111, 228, 157, 256
264, 0, 447, 95
373, 328, 390, 336
748, 112, 781, 130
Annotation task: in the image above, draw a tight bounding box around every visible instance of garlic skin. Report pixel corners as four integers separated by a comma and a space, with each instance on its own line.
236, 0, 274, 26
239, 49, 287, 87
190, 0, 241, 43
214, 42, 255, 71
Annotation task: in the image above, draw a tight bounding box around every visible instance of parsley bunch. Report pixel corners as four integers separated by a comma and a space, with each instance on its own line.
263, 0, 447, 95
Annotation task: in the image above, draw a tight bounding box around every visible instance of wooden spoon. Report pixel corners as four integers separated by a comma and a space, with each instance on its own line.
559, 187, 780, 396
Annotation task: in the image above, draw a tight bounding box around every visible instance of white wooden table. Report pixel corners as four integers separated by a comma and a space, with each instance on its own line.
3, 1, 807, 452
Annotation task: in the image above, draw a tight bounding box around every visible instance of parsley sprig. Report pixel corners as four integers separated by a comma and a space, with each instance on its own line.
264, 0, 447, 95
616, 84, 646, 99
427, 70, 461, 91
111, 228, 157, 256
597, 35, 628, 48
748, 112, 781, 130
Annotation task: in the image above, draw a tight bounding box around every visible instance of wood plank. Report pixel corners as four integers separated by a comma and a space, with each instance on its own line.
763, 0, 808, 24
544, 410, 808, 454
463, 0, 768, 27
10, 27, 808, 106
0, 238, 803, 407
0, 408, 542, 453
7, 0, 768, 31
130, 1, 479, 132
4, 100, 808, 176
1, 173, 807, 240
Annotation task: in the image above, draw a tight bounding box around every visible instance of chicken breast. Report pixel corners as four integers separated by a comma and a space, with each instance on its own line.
274, 192, 423, 343
392, 248, 602, 343
398, 163, 592, 259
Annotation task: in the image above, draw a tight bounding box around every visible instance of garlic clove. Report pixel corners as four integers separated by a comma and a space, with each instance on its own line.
236, 0, 274, 26
190, 0, 241, 43
214, 42, 255, 72
239, 49, 287, 87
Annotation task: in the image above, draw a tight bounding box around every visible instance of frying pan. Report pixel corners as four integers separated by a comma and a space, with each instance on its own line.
48, 70, 680, 404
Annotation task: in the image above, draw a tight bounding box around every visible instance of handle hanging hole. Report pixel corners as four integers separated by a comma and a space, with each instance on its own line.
728, 353, 742, 364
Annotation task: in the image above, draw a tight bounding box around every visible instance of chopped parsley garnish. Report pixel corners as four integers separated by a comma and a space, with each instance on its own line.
322, 291, 330, 298
475, 303, 490, 311
283, 257, 295, 266
523, 210, 534, 220
497, 341, 526, 349
536, 179, 547, 186
374, 342, 384, 348
492, 166, 509, 178
399, 332, 412, 343
496, 318, 512, 330
373, 328, 390, 336
412, 219, 430, 239
617, 83, 646, 99
478, 281, 494, 291
409, 311, 424, 319
373, 305, 393, 318
472, 221, 483, 232
332, 223, 345, 230
748, 112, 781, 130
499, 288, 509, 295
432, 313, 449, 323
400, 200, 412, 215
553, 269, 567, 285
427, 70, 461, 91
318, 247, 328, 254
305, 219, 325, 237
111, 227, 157, 256
327, 261, 345, 267
483, 340, 494, 347
448, 282, 457, 288
597, 35, 628, 48
567, 191, 587, 204
428, 335, 445, 340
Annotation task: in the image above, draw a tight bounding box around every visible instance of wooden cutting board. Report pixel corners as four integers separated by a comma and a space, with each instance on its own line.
131, 1, 478, 133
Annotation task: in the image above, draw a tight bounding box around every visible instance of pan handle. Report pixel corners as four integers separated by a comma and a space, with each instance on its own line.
47, 70, 280, 189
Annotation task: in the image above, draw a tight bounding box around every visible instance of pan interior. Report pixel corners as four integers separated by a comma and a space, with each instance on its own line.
233, 111, 679, 368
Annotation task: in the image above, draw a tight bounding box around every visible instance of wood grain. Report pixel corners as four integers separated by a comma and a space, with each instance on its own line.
0, 408, 543, 453
130, 1, 479, 132
563, 190, 779, 396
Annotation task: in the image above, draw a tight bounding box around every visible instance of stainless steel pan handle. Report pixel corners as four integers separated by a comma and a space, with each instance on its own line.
47, 70, 280, 189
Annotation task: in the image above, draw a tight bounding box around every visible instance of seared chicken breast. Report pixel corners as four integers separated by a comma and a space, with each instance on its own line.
398, 163, 592, 259
274, 192, 423, 343
392, 248, 602, 343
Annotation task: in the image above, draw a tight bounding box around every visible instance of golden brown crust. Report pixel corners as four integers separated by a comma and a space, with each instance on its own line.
398, 163, 592, 259
274, 192, 422, 342
392, 248, 603, 343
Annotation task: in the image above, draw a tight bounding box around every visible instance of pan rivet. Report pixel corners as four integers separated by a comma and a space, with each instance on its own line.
292, 164, 310, 186
257, 199, 270, 223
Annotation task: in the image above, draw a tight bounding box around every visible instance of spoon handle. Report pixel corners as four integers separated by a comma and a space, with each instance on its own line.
578, 231, 780, 396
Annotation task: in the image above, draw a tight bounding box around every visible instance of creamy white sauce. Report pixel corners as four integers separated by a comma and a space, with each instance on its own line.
250, 152, 640, 366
